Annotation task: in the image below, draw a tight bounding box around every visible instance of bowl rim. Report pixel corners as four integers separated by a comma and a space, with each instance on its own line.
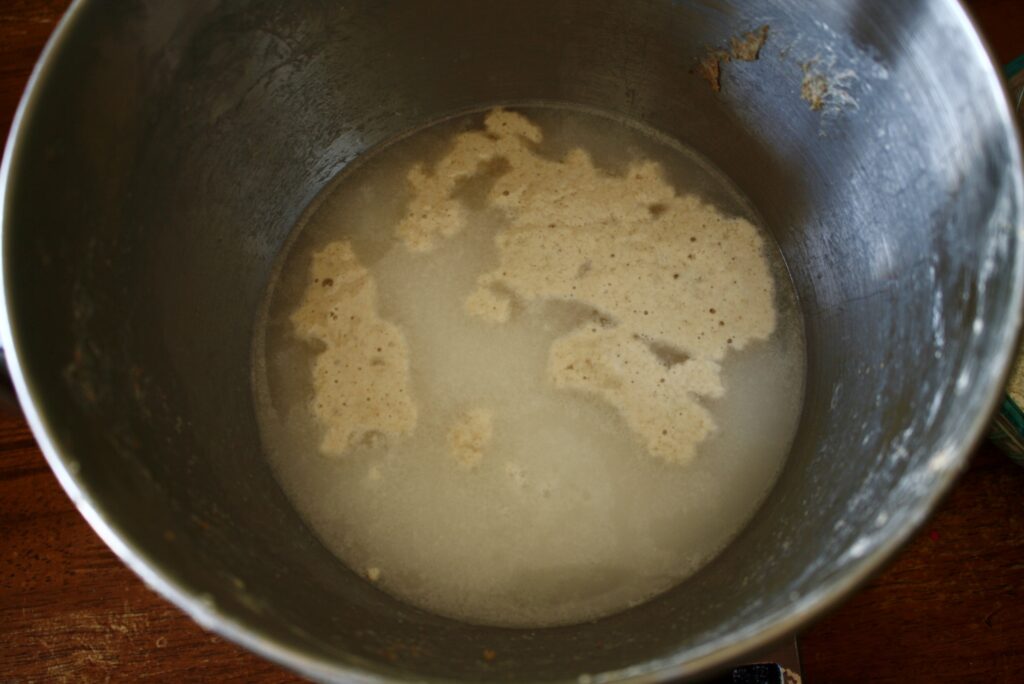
1, 1, 1022, 682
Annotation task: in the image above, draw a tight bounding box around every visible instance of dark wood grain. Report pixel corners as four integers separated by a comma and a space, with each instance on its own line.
1, 2, 1023, 682
966, 0, 1023, 65
0, 414, 289, 682
800, 445, 1024, 683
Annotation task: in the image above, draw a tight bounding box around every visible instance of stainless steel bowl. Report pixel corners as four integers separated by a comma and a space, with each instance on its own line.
2, 1, 1022, 681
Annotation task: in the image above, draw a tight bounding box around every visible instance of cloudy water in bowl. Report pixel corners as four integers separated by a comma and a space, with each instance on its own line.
253, 105, 805, 628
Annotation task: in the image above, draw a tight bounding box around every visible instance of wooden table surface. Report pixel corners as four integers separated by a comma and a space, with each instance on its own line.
2, 2, 1023, 682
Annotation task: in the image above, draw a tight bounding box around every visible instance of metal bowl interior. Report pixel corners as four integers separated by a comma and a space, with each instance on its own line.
1, 0, 1022, 682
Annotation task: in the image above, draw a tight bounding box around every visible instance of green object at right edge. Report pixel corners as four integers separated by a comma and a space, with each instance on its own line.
990, 56, 1024, 466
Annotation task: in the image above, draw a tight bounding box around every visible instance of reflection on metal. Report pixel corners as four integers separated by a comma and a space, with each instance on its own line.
1, 1, 1022, 682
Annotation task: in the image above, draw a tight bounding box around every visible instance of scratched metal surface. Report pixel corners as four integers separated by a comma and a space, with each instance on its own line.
0, 1, 1019, 684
